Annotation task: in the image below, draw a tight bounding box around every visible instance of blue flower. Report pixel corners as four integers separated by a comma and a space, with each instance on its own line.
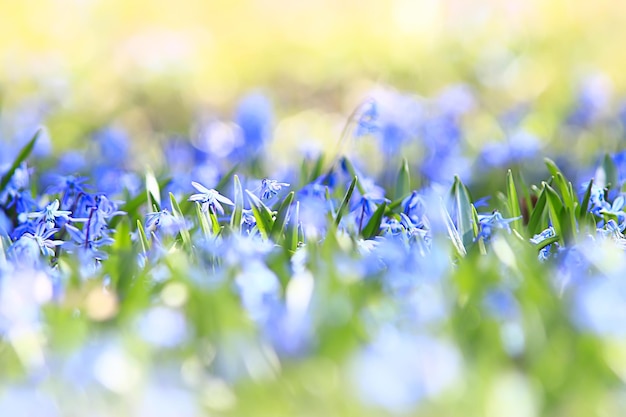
11, 224, 63, 258
476, 211, 521, 241
145, 209, 185, 235
259, 179, 290, 200
27, 199, 73, 229
530, 226, 557, 261
188, 181, 234, 214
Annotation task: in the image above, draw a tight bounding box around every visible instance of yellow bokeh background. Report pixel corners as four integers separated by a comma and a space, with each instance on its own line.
1, 0, 625, 144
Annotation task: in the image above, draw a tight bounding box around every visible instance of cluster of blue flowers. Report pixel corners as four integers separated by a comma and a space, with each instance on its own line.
2, 83, 626, 415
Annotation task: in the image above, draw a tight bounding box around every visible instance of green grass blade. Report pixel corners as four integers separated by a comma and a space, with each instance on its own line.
230, 174, 244, 232
451, 176, 475, 249
395, 158, 410, 200
527, 186, 548, 236
245, 190, 275, 239
601, 153, 618, 189
145, 169, 161, 211
441, 201, 466, 257
506, 169, 522, 233
270, 191, 295, 241
170, 192, 192, 249
341, 157, 366, 195
136, 219, 151, 254
543, 182, 564, 243
578, 179, 593, 219
335, 176, 358, 226
361, 201, 387, 239
0, 128, 40, 193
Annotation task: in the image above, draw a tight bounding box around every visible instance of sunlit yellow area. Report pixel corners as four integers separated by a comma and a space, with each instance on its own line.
1, 0, 625, 125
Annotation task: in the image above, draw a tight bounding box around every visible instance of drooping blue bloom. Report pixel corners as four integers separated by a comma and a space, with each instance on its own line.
259, 178, 290, 200
188, 181, 234, 215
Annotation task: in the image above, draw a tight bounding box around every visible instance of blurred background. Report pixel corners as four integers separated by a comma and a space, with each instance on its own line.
1, 0, 625, 150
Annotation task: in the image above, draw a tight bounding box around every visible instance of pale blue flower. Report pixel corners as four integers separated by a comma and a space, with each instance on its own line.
188, 181, 234, 214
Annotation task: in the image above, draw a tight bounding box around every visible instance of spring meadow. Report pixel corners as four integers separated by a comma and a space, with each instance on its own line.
2, 1, 626, 416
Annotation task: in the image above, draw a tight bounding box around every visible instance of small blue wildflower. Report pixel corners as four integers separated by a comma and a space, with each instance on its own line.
476, 211, 521, 242
65, 223, 115, 260
530, 226, 557, 261
598, 195, 626, 225
145, 209, 185, 235
188, 181, 234, 214
12, 224, 63, 258
27, 199, 73, 229
46, 175, 91, 210
259, 179, 290, 200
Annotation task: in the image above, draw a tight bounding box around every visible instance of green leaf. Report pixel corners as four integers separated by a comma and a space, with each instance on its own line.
136, 220, 151, 254
170, 192, 192, 249
335, 176, 358, 227
535, 235, 560, 251
451, 176, 475, 249
230, 175, 244, 232
600, 153, 618, 189
544, 182, 565, 243
395, 158, 410, 200
441, 201, 466, 257
270, 191, 295, 241
284, 201, 300, 252
361, 201, 387, 239
578, 178, 594, 219
341, 157, 366, 195
506, 169, 522, 233
146, 170, 161, 208
195, 204, 211, 239
0, 128, 40, 193
245, 190, 275, 239
527, 186, 548, 236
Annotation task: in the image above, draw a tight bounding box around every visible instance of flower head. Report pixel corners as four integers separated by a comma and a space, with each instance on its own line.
188, 181, 234, 214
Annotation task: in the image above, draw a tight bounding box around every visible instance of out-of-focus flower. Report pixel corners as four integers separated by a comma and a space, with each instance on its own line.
234, 92, 274, 155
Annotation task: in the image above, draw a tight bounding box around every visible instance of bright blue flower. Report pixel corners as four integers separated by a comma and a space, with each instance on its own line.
11, 224, 63, 258
27, 199, 73, 229
188, 181, 234, 214
530, 226, 557, 261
